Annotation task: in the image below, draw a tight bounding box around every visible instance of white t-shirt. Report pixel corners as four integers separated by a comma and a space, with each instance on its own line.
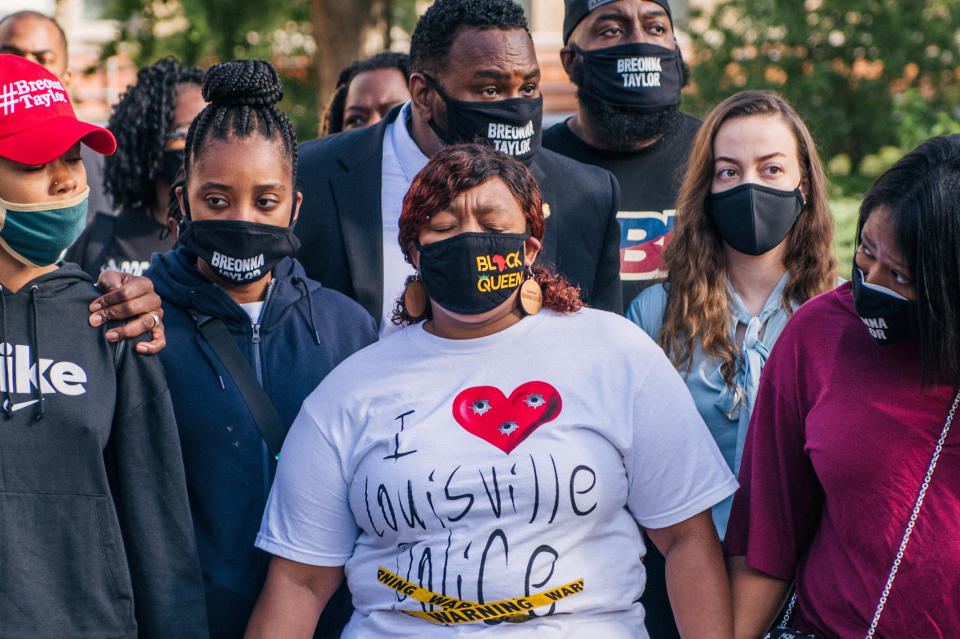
239, 300, 264, 325
379, 102, 428, 338
256, 308, 737, 638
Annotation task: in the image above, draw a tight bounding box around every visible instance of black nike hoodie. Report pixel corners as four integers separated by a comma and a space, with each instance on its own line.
0, 264, 208, 638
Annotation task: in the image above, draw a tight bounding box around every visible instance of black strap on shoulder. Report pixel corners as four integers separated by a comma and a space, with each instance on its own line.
105, 319, 127, 370
84, 212, 119, 279
191, 312, 286, 459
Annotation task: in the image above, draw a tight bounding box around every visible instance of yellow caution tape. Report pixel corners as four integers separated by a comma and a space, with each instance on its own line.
377, 566, 584, 625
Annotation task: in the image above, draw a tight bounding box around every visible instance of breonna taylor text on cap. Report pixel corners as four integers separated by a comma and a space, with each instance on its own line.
0, 78, 68, 115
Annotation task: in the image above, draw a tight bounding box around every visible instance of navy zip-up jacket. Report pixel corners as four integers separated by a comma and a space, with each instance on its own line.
148, 248, 377, 638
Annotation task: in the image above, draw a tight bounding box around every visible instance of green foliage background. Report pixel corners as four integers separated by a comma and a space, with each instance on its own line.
684, 0, 960, 269
686, 0, 960, 197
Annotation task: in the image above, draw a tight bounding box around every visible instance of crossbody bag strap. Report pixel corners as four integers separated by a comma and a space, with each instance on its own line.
191, 312, 286, 459
776, 390, 960, 639
864, 388, 960, 638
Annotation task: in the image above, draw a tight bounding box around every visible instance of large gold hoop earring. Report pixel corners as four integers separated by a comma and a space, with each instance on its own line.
403, 273, 428, 319
519, 267, 542, 316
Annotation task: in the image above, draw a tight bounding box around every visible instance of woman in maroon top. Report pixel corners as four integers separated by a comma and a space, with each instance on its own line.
725, 134, 960, 638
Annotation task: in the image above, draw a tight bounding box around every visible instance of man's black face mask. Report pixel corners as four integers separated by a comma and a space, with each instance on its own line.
569, 43, 691, 150
424, 74, 543, 165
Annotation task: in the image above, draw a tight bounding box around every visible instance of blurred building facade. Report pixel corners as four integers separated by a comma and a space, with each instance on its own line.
1, 0, 135, 124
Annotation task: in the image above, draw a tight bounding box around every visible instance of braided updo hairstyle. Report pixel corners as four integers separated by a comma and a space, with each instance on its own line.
183, 59, 298, 198
104, 57, 203, 213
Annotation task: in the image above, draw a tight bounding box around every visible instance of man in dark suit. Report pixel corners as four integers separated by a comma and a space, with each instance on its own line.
295, 0, 621, 333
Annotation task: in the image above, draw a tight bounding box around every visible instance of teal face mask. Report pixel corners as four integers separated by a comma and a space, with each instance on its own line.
0, 187, 89, 267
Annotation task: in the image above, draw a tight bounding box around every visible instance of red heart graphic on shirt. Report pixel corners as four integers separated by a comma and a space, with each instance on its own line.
452, 382, 562, 454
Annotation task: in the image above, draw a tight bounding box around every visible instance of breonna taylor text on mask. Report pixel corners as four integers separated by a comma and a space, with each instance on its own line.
210, 251, 265, 281
486, 121, 535, 157
616, 56, 662, 88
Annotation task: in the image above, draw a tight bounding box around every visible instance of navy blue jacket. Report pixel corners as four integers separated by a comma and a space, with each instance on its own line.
147, 248, 377, 638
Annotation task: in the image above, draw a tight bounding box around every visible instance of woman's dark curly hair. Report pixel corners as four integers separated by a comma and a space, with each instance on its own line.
393, 143, 583, 325
104, 57, 203, 212
183, 59, 299, 218
321, 52, 410, 136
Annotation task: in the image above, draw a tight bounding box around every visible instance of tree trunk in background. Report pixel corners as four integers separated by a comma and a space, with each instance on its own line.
309, 0, 382, 128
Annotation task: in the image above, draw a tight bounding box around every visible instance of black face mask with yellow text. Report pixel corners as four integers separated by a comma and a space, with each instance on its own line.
416, 232, 528, 315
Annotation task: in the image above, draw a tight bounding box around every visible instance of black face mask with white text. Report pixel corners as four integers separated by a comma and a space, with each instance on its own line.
570, 42, 683, 111
850, 266, 918, 345
178, 219, 300, 283
425, 75, 543, 164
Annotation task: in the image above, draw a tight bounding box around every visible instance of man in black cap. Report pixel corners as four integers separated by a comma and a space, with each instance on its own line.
294, 0, 622, 336
545, 7, 696, 638
544, 0, 698, 309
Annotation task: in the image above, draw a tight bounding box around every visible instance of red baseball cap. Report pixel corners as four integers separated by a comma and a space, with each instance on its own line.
0, 54, 115, 165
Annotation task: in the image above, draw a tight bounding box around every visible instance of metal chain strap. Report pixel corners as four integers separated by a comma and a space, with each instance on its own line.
776, 593, 797, 629
863, 389, 960, 639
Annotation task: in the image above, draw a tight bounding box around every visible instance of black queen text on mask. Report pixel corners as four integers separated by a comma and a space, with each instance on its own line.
416, 232, 529, 315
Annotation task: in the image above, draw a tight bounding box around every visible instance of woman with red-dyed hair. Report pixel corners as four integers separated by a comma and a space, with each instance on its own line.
246, 143, 737, 639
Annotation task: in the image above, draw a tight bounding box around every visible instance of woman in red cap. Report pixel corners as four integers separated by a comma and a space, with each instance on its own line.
0, 54, 207, 638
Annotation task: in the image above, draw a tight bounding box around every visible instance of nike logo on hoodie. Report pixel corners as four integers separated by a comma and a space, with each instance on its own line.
3, 398, 38, 412
0, 343, 87, 396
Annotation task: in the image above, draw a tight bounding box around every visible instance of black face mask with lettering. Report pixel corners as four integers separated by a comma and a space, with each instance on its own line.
415, 232, 529, 315
850, 266, 918, 345
178, 219, 300, 283
570, 42, 683, 111
707, 183, 805, 256
425, 75, 543, 164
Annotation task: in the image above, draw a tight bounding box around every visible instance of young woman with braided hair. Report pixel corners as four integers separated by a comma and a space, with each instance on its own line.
66, 57, 205, 277
145, 59, 377, 639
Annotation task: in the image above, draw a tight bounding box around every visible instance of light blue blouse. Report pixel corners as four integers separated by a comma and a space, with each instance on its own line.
626, 274, 795, 538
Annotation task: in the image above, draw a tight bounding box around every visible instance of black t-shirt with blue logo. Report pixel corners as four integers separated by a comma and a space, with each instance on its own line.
542, 114, 700, 309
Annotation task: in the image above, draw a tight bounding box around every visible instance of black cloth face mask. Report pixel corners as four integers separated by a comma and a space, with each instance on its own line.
179, 219, 301, 283
850, 266, 918, 345
570, 42, 683, 111
415, 232, 529, 315
425, 75, 543, 164
706, 183, 805, 256
161, 149, 185, 185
